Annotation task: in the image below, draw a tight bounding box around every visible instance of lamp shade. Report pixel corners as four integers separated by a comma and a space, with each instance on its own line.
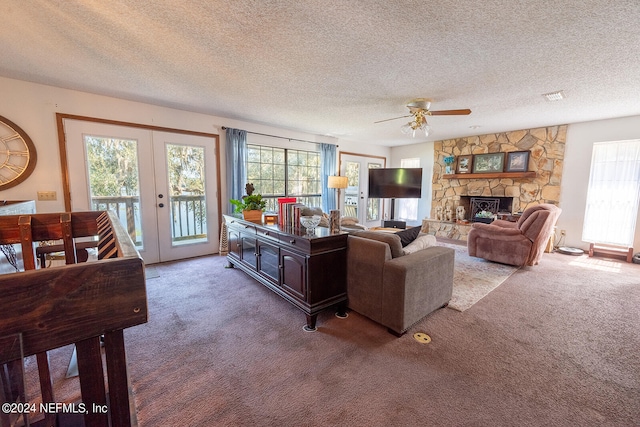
327, 176, 348, 189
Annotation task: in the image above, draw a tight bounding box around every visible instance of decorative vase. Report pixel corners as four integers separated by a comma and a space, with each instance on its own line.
329, 210, 341, 234
242, 210, 263, 223
445, 165, 452, 174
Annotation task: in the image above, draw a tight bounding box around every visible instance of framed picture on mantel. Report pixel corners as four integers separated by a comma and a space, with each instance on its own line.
505, 150, 530, 172
456, 155, 473, 174
472, 152, 504, 173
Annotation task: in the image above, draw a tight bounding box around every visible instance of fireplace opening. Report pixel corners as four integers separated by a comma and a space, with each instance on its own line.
459, 196, 514, 222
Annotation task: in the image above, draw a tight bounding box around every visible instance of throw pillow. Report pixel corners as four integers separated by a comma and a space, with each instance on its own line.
395, 226, 422, 247
402, 233, 437, 255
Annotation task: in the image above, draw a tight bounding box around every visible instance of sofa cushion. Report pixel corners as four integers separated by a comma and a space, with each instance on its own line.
353, 231, 404, 258
341, 216, 359, 226
402, 233, 437, 255
395, 226, 422, 247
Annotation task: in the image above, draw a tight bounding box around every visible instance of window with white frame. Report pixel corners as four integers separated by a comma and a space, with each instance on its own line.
582, 139, 640, 247
397, 158, 420, 221
246, 144, 321, 211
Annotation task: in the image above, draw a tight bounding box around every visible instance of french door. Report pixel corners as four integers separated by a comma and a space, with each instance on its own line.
339, 153, 385, 228
64, 120, 219, 264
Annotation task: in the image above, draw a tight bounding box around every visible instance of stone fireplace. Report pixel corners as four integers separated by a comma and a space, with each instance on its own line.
423, 125, 566, 240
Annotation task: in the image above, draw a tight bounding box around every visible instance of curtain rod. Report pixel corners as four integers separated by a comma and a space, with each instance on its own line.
221, 126, 336, 147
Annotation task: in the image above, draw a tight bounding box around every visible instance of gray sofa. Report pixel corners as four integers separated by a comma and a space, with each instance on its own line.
347, 231, 455, 335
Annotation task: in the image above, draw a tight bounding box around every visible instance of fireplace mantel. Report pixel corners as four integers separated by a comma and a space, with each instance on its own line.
443, 171, 537, 179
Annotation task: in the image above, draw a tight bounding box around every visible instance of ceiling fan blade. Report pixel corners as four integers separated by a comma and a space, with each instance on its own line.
374, 114, 412, 124
428, 109, 472, 116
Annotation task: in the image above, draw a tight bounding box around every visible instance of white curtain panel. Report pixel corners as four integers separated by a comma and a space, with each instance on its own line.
582, 139, 640, 247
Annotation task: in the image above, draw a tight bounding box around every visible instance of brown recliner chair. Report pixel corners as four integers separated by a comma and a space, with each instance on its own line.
467, 203, 562, 266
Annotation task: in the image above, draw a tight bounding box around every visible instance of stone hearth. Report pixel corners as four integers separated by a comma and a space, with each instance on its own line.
432, 125, 566, 220
421, 219, 471, 241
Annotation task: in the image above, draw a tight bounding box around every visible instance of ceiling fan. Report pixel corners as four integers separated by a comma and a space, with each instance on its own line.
375, 98, 471, 137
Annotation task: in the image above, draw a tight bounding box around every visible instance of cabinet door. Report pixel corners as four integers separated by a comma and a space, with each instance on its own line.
280, 249, 306, 300
240, 235, 257, 269
257, 240, 279, 284
228, 229, 241, 261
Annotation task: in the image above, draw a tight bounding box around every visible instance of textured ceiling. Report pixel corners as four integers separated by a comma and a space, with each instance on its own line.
2, 1, 640, 146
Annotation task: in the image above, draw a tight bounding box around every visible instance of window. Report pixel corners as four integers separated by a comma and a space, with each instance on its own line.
582, 139, 640, 247
395, 158, 420, 222
367, 162, 382, 221
246, 144, 321, 211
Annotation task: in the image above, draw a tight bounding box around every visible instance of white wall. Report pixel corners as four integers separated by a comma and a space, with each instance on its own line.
0, 76, 389, 214
560, 115, 640, 252
389, 141, 434, 226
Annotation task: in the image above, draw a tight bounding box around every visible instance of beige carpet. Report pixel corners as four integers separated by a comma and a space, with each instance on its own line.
439, 241, 519, 311
17, 252, 640, 426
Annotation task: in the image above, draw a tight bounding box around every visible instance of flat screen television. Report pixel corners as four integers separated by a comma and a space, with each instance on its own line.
368, 168, 423, 199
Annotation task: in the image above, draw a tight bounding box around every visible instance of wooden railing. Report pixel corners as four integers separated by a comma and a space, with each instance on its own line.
91, 196, 139, 244
92, 194, 208, 244
169, 195, 207, 241
0, 211, 147, 427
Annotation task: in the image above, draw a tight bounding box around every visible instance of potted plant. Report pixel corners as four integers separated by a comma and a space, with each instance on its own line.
444, 155, 455, 174
474, 210, 495, 224
230, 184, 267, 222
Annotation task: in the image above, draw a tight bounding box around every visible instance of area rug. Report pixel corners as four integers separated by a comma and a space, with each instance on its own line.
439, 241, 519, 311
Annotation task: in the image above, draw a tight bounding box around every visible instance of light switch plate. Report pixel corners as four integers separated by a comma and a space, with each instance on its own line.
37, 191, 57, 201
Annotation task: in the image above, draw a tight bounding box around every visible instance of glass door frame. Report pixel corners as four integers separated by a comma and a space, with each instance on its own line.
338, 151, 387, 228
55, 113, 222, 259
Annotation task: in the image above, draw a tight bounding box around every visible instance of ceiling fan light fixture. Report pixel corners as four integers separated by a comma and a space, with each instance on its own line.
401, 120, 431, 137
400, 122, 414, 135
401, 109, 431, 137
381, 98, 469, 138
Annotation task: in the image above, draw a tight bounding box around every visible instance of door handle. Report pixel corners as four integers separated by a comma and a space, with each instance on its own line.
158, 194, 164, 198
158, 203, 165, 208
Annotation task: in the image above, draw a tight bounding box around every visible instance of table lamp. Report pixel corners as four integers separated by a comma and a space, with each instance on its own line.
327, 175, 348, 234
327, 175, 348, 209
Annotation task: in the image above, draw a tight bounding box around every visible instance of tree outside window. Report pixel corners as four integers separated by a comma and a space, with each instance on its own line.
246, 144, 321, 211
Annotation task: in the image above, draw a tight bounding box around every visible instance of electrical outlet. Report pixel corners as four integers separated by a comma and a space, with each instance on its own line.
37, 191, 57, 201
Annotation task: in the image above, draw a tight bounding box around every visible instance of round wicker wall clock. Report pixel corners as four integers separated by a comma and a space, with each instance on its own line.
0, 115, 37, 190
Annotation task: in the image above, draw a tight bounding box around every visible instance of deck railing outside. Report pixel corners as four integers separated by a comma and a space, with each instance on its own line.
91, 195, 207, 246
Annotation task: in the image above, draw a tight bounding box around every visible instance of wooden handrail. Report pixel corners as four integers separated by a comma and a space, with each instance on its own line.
0, 211, 146, 427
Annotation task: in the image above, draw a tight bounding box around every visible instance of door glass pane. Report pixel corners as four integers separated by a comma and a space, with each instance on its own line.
258, 242, 279, 282
344, 161, 360, 218
85, 136, 142, 247
367, 162, 382, 221
241, 237, 256, 265
166, 144, 208, 246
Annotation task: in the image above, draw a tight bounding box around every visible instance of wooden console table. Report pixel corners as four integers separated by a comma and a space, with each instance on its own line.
224, 215, 348, 331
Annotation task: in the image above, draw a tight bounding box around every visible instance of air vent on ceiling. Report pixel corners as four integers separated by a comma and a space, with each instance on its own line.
543, 90, 565, 101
